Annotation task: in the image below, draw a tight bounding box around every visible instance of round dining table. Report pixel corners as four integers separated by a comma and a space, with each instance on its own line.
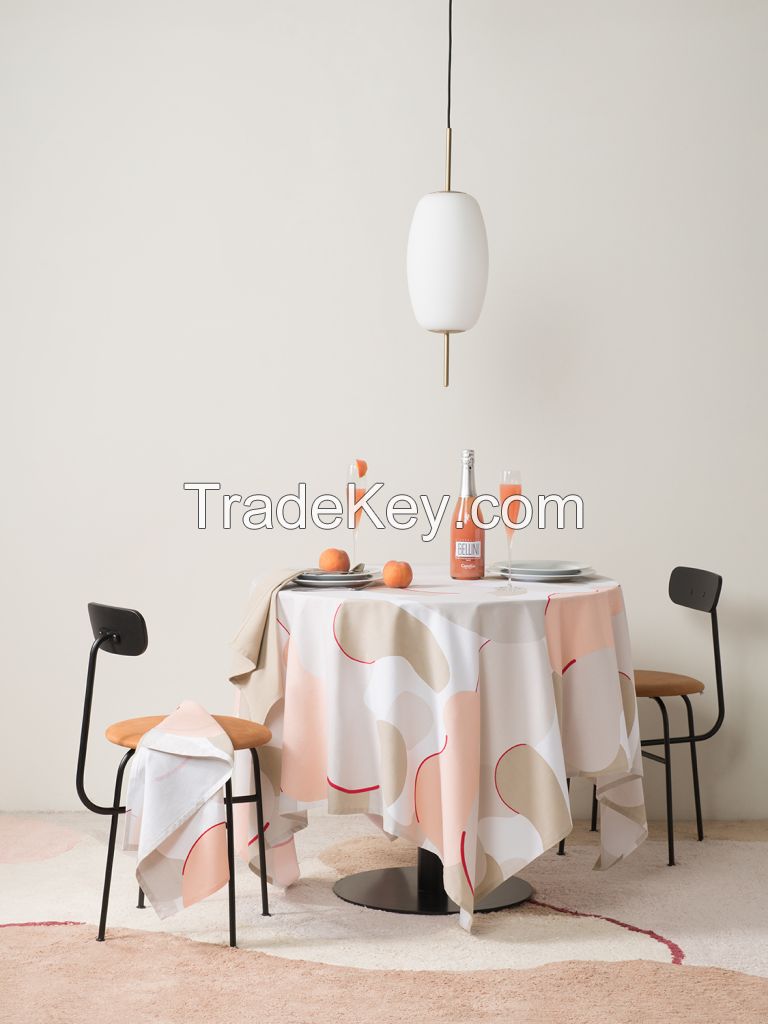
234, 567, 647, 931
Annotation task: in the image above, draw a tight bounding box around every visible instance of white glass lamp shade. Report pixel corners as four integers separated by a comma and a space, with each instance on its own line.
407, 191, 489, 333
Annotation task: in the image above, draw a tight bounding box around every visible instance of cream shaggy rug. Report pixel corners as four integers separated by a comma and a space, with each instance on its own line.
1, 811, 767, 1022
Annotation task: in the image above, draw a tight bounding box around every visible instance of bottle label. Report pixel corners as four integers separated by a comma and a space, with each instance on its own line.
455, 541, 482, 558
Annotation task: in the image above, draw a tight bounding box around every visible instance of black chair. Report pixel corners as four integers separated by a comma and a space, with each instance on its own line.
558, 567, 724, 864
631, 566, 724, 866
76, 603, 271, 946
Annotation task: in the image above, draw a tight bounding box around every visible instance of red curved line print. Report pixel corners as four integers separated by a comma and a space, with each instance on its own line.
276, 616, 290, 635
475, 639, 491, 692
460, 830, 474, 896
332, 605, 374, 664
619, 670, 632, 681
493, 743, 525, 813
562, 658, 576, 674
181, 821, 226, 876
247, 821, 270, 846
529, 897, 684, 965
327, 777, 380, 795
414, 735, 448, 823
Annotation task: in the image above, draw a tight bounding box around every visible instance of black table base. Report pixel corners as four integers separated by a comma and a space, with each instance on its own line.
333, 847, 533, 915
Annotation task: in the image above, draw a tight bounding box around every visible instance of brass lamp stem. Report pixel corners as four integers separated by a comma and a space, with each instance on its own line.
445, 126, 452, 192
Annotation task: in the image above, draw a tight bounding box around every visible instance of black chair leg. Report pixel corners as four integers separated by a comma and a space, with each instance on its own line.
557, 777, 571, 855
224, 779, 237, 947
250, 749, 271, 916
97, 749, 133, 941
682, 695, 704, 841
137, 887, 145, 909
653, 697, 675, 866
590, 784, 598, 831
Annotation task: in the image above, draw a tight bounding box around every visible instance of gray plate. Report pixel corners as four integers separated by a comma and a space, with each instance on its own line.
296, 571, 375, 583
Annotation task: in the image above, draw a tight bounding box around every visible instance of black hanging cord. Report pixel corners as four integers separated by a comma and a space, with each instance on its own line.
447, 0, 453, 129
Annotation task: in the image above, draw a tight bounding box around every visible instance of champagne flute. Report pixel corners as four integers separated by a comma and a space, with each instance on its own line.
347, 459, 367, 568
499, 469, 523, 592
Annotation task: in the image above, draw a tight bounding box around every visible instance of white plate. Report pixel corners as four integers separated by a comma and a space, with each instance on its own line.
491, 560, 590, 577
492, 567, 594, 583
292, 575, 379, 589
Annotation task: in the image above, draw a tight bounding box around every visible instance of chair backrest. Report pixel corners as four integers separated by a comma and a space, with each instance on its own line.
87, 603, 148, 657
666, 565, 725, 743
668, 566, 722, 614
78, 604, 148, 815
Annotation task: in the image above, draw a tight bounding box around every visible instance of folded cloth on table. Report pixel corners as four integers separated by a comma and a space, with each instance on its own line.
124, 701, 234, 919
229, 567, 299, 722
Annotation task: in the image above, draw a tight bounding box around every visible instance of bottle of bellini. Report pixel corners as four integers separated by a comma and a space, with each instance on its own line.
450, 449, 486, 580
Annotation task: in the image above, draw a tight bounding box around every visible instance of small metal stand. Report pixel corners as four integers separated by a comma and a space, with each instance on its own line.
333, 847, 533, 916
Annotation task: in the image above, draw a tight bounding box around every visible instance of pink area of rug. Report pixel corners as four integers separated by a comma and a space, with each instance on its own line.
2, 924, 768, 1024
0, 816, 82, 863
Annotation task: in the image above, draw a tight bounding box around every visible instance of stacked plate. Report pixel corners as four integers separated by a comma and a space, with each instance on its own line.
490, 560, 594, 583
292, 567, 380, 589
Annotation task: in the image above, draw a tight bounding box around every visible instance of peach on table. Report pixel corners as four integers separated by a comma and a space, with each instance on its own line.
383, 561, 413, 588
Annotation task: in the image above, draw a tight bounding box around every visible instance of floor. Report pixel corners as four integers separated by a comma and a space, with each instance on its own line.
2, 811, 767, 1022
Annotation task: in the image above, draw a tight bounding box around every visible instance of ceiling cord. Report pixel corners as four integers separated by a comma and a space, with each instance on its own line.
447, 0, 453, 130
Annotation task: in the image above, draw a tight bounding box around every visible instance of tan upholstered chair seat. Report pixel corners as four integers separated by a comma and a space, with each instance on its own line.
105, 715, 271, 751
634, 669, 705, 699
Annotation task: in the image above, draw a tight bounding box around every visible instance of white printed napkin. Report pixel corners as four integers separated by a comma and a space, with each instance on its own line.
124, 702, 234, 919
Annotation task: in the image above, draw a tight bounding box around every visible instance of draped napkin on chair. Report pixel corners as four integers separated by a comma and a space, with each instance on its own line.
123, 701, 234, 918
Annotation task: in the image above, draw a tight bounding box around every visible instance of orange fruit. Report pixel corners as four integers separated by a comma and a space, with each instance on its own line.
319, 548, 350, 572
383, 560, 413, 588
355, 458, 368, 478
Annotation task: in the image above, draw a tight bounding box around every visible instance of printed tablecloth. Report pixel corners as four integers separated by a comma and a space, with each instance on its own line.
231, 568, 647, 929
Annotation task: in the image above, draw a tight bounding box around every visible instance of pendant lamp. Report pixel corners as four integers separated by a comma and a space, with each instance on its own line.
406, 0, 489, 387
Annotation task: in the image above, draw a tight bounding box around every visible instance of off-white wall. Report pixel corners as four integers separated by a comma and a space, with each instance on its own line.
1, 0, 766, 819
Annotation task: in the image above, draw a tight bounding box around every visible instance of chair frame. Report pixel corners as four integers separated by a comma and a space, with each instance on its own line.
637, 567, 724, 866
557, 567, 724, 864
76, 605, 270, 947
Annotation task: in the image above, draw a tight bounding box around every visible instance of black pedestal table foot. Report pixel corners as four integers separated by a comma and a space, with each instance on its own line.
332, 848, 533, 915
